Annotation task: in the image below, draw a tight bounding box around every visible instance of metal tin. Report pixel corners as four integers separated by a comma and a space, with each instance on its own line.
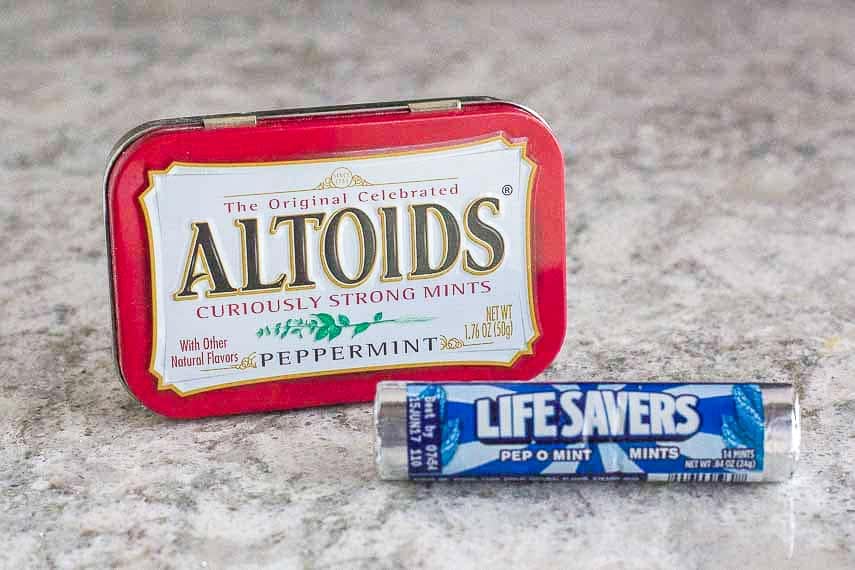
105, 97, 566, 418
375, 381, 799, 481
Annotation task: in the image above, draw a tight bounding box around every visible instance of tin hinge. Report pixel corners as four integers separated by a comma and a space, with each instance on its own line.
202, 115, 258, 129
408, 99, 462, 113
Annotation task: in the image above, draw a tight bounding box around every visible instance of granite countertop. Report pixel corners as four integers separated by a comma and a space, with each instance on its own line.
1, 1, 853, 568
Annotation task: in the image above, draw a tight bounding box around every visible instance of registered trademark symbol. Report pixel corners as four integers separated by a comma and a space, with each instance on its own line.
501, 185, 513, 195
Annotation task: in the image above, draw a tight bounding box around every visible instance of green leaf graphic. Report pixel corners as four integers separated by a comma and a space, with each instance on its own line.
328, 325, 342, 341
353, 323, 370, 336
257, 312, 433, 343
315, 313, 335, 327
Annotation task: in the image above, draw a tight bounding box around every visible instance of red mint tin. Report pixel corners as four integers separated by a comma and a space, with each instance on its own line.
105, 97, 566, 418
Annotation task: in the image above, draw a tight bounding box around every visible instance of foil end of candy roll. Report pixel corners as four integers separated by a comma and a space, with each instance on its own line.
762, 384, 800, 482
375, 382, 409, 480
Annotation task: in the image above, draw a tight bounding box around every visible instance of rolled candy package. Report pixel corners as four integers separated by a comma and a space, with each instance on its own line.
375, 381, 799, 482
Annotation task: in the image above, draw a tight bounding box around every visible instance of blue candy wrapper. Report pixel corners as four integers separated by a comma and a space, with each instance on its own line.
375, 382, 798, 482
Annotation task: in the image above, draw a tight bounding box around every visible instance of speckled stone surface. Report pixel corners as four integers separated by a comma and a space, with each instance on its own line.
1, 1, 854, 568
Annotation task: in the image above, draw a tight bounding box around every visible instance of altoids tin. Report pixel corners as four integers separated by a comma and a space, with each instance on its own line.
105, 97, 566, 418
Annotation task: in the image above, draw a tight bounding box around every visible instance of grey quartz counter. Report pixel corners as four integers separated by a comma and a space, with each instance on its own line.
1, 1, 853, 568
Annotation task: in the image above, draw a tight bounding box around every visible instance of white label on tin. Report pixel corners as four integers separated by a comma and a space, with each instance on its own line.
140, 136, 539, 395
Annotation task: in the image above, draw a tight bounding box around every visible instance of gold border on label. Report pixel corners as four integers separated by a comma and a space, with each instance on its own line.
137, 135, 540, 396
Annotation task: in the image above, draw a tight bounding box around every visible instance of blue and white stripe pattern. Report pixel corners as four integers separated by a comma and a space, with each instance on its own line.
405, 383, 765, 479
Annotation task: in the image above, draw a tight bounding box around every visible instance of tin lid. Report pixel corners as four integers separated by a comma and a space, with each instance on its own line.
105, 97, 565, 417
104, 96, 551, 172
